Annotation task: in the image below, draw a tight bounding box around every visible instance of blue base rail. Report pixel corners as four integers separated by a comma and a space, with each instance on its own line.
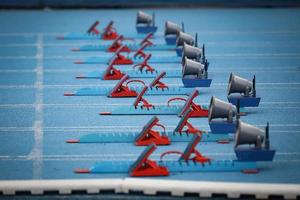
57, 32, 160, 40
80, 69, 182, 79
76, 55, 181, 64
84, 160, 257, 174
77, 43, 176, 52
68, 131, 232, 143
57, 32, 176, 45
68, 86, 195, 96
101, 105, 209, 116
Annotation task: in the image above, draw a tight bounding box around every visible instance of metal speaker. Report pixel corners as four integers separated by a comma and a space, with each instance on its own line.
235, 120, 264, 148
182, 57, 204, 78
208, 96, 236, 122
228, 73, 253, 96
165, 21, 182, 36
176, 31, 194, 47
182, 43, 202, 62
137, 11, 152, 25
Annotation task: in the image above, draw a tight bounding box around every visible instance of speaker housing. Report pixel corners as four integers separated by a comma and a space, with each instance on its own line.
176, 31, 194, 47
235, 121, 264, 148
182, 43, 202, 63
136, 11, 157, 34
165, 21, 182, 36
182, 57, 204, 78
228, 73, 253, 96
136, 11, 152, 25
208, 97, 237, 133
235, 121, 276, 161
208, 97, 236, 122
227, 73, 261, 107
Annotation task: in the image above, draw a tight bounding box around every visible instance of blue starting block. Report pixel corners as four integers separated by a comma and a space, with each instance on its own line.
77, 67, 182, 79
75, 47, 181, 64
74, 122, 276, 176
64, 73, 197, 97
74, 135, 258, 176
74, 34, 177, 52
66, 110, 231, 144
100, 87, 209, 117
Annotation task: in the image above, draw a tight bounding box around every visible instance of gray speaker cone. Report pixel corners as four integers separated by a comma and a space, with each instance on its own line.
228, 73, 253, 96
182, 43, 202, 62
183, 57, 204, 78
235, 120, 264, 148
137, 11, 152, 25
176, 31, 194, 47
208, 96, 236, 122
165, 21, 182, 36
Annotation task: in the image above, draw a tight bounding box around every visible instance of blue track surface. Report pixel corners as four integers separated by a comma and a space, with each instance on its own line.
0, 8, 300, 185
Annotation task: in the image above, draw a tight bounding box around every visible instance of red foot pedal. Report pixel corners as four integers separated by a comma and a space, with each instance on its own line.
149, 72, 168, 90
103, 58, 125, 80
134, 42, 150, 59
160, 133, 210, 164
87, 21, 100, 35
168, 90, 209, 117
109, 45, 133, 65
140, 32, 154, 46
133, 54, 155, 72
129, 144, 169, 177
133, 86, 153, 109
109, 75, 145, 97
107, 35, 131, 52
101, 21, 118, 40
135, 116, 170, 146
174, 107, 202, 134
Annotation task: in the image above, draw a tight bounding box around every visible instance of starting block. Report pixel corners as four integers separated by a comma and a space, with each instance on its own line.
56, 21, 120, 40
76, 54, 182, 80
66, 108, 231, 144
100, 87, 209, 117
74, 44, 181, 65
73, 33, 177, 52
74, 134, 257, 176
65, 73, 196, 97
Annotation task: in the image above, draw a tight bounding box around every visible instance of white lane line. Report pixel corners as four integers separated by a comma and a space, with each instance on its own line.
187, 30, 300, 34
1, 102, 300, 108
1, 124, 300, 129
1, 127, 299, 133
0, 125, 300, 132
1, 30, 300, 36
0, 69, 300, 73
1, 41, 300, 47
29, 34, 44, 179
0, 83, 300, 89
0, 152, 299, 158
1, 53, 300, 59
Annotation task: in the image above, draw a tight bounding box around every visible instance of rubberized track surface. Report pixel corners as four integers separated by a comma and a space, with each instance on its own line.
0, 9, 300, 186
